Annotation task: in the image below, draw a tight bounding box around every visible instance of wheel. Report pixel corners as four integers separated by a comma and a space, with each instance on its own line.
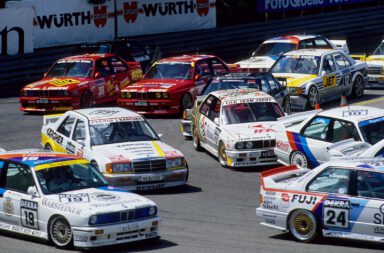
192, 127, 202, 151
351, 75, 364, 98
180, 93, 192, 113
218, 142, 228, 168
80, 91, 93, 108
283, 99, 291, 115
290, 151, 309, 169
288, 209, 318, 243
44, 143, 53, 152
49, 216, 73, 249
307, 86, 319, 109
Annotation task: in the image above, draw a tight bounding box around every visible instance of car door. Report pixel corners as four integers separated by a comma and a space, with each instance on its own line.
196, 95, 215, 148
333, 52, 353, 95
94, 58, 115, 101
267, 74, 286, 105
54, 115, 77, 153
320, 54, 341, 100
205, 98, 221, 149
194, 60, 213, 97
109, 56, 133, 93
67, 117, 89, 158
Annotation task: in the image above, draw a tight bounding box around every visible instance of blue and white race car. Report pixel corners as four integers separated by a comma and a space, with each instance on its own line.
257, 159, 384, 243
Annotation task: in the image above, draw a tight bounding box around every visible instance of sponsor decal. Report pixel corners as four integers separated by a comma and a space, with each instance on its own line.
47, 128, 63, 145
49, 79, 81, 86
66, 142, 75, 155
0, 222, 43, 237
291, 194, 317, 205
59, 193, 90, 203
20, 200, 39, 229
281, 193, 290, 202
374, 204, 384, 225
90, 199, 141, 208
136, 183, 165, 191
248, 124, 275, 134
90, 116, 144, 124
121, 223, 140, 232
42, 198, 82, 215
265, 191, 276, 196
262, 199, 278, 211
74, 235, 88, 242
90, 193, 121, 202
3, 198, 14, 216
223, 97, 273, 105
94, 6, 108, 28
20, 200, 38, 210
145, 231, 158, 238
276, 141, 289, 151
342, 109, 368, 117
323, 199, 350, 228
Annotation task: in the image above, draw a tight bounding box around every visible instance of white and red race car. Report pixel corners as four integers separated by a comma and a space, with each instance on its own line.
274, 105, 384, 169
257, 159, 384, 243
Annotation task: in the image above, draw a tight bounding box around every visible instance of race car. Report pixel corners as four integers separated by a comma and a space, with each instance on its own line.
0, 150, 160, 248
191, 89, 285, 168
274, 105, 384, 169
180, 72, 290, 139
256, 158, 384, 243
41, 107, 188, 191
327, 138, 384, 161
271, 49, 368, 109
236, 35, 345, 72
20, 54, 143, 112
117, 54, 234, 115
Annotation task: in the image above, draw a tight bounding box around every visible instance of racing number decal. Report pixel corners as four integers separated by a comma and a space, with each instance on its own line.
131, 69, 143, 81
20, 200, 39, 230
322, 75, 337, 88
323, 199, 350, 228
49, 79, 80, 86
343, 74, 350, 86
97, 85, 105, 97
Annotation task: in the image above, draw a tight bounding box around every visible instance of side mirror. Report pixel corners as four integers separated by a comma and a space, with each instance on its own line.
321, 70, 327, 77
94, 72, 101, 79
77, 139, 86, 147
194, 74, 202, 81
43, 72, 47, 78
214, 117, 220, 125
158, 133, 163, 138
27, 186, 40, 198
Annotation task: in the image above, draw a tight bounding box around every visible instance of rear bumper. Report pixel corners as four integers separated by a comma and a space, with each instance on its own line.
256, 207, 288, 231
117, 99, 180, 114
19, 96, 79, 112
367, 75, 384, 88
289, 95, 307, 110
180, 119, 192, 138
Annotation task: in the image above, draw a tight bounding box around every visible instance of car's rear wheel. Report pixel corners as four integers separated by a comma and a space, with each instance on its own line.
290, 151, 309, 169
288, 209, 318, 243
218, 142, 228, 168
192, 127, 202, 151
307, 86, 319, 109
44, 143, 53, 152
81, 91, 93, 108
351, 75, 364, 98
49, 216, 73, 249
180, 93, 192, 113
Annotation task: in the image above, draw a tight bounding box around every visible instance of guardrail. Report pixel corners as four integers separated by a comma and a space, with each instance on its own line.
1, 5, 384, 98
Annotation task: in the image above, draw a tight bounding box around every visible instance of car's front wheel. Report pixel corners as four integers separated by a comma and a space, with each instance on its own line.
290, 150, 309, 169
81, 91, 93, 108
49, 215, 73, 249
307, 86, 319, 109
180, 93, 192, 113
218, 142, 228, 168
351, 75, 364, 98
288, 209, 318, 243
192, 127, 202, 151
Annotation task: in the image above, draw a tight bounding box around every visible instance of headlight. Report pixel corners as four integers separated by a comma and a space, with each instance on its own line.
156, 92, 161, 98
289, 87, 303, 96
120, 92, 126, 98
106, 163, 132, 173
246, 141, 253, 149
167, 158, 183, 168
236, 142, 244, 149
162, 92, 169, 99
148, 206, 157, 216
89, 215, 97, 225
126, 92, 132, 98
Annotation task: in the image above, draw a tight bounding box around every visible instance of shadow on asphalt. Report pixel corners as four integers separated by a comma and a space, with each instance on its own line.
88, 238, 177, 252
138, 184, 202, 196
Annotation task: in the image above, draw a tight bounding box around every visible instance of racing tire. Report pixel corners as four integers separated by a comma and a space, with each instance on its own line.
80, 91, 93, 108
288, 209, 318, 243
180, 93, 192, 114
218, 142, 228, 168
283, 99, 291, 115
290, 151, 309, 169
192, 127, 202, 152
44, 143, 53, 152
351, 75, 364, 98
307, 86, 319, 109
49, 215, 73, 249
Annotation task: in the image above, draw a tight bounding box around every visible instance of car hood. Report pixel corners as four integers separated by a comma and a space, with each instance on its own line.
42, 186, 154, 215
222, 122, 277, 141
124, 79, 192, 92
272, 73, 317, 87
23, 77, 91, 90
366, 55, 384, 62
236, 56, 278, 69
92, 141, 183, 162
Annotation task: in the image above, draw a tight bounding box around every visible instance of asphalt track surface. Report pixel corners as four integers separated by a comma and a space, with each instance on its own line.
1, 90, 384, 253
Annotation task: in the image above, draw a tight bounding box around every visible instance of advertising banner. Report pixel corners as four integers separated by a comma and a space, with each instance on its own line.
116, 0, 217, 37
0, 7, 34, 55
258, 0, 377, 12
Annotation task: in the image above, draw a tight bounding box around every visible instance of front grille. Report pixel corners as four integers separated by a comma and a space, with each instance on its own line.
23, 90, 69, 97
250, 140, 276, 149
132, 158, 166, 173
92, 207, 156, 226
368, 66, 382, 75
136, 92, 148, 100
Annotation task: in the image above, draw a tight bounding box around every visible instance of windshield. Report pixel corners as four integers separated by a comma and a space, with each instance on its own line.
359, 117, 384, 145
202, 79, 260, 95
253, 42, 297, 57
372, 42, 384, 55
46, 60, 93, 77
90, 120, 159, 145
36, 163, 109, 194
222, 102, 284, 124
145, 62, 193, 80
271, 55, 320, 75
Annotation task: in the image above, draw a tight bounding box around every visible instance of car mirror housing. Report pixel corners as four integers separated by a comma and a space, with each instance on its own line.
27, 186, 40, 198
214, 117, 220, 125
94, 72, 101, 78
77, 139, 86, 147
195, 74, 202, 81
158, 133, 163, 138
321, 70, 327, 77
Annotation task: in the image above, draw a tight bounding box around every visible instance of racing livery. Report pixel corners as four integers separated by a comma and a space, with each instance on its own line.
191, 89, 285, 168
41, 107, 188, 191
328, 138, 384, 161
0, 150, 160, 248
257, 159, 384, 243
275, 105, 384, 169
236, 35, 343, 72
271, 49, 368, 109
117, 54, 233, 115
20, 54, 143, 112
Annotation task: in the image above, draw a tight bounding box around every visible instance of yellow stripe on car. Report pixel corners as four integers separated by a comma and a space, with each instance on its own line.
152, 141, 165, 157
286, 75, 317, 87
35, 159, 89, 171
41, 132, 66, 153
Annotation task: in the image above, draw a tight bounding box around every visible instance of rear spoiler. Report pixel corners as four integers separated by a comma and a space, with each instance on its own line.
277, 109, 321, 128
43, 114, 64, 126
327, 139, 371, 160
261, 165, 310, 189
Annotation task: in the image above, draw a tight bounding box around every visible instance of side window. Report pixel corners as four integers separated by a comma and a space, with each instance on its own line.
210, 58, 228, 75
299, 39, 314, 49
196, 60, 212, 78
72, 119, 86, 142
334, 54, 351, 69
200, 95, 214, 116
95, 58, 114, 77
314, 38, 333, 49
331, 120, 360, 143
322, 55, 336, 73
357, 170, 384, 199
267, 76, 279, 91
110, 57, 128, 73
261, 78, 271, 93
57, 116, 76, 138
208, 99, 221, 122
302, 117, 331, 141
307, 167, 351, 194
5, 163, 35, 193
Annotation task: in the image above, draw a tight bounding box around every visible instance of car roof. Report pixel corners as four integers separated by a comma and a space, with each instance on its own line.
317, 105, 384, 123
0, 150, 83, 168
74, 107, 144, 122
322, 158, 384, 173
264, 35, 325, 44
210, 89, 276, 103
283, 48, 338, 56
213, 72, 269, 81
60, 53, 115, 61
157, 54, 218, 63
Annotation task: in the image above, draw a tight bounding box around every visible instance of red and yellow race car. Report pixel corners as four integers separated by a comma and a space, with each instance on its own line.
117, 54, 234, 115
20, 54, 143, 112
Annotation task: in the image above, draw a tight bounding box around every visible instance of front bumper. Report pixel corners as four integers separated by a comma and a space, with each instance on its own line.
274, 147, 290, 166
256, 207, 288, 231
289, 95, 307, 110
104, 168, 188, 191
367, 75, 384, 88
72, 216, 160, 248
19, 96, 79, 112
225, 149, 279, 167
117, 98, 180, 114
180, 119, 192, 138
